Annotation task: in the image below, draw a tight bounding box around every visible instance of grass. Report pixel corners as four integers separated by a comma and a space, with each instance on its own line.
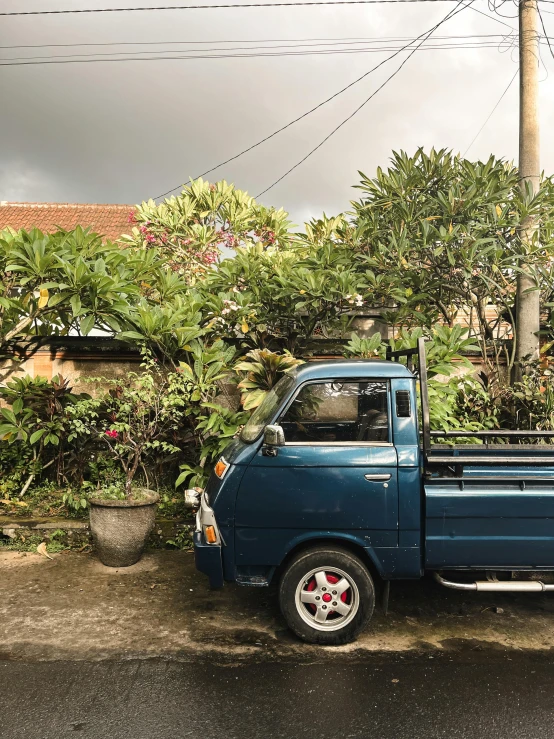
0, 528, 89, 553
0, 483, 193, 520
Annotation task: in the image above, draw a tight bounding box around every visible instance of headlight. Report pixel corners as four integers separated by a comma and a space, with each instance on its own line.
184, 489, 202, 509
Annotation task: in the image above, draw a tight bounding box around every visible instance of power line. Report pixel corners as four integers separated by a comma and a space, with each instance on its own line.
0, 33, 514, 52
254, 0, 473, 198
487, 0, 518, 20
538, 3, 554, 62
0, 0, 470, 16
463, 67, 518, 156
152, 0, 482, 199
0, 41, 519, 65
466, 2, 515, 29
153, 33, 460, 198
149, 0, 517, 199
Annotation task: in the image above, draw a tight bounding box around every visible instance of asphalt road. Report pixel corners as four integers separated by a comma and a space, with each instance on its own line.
3, 652, 554, 739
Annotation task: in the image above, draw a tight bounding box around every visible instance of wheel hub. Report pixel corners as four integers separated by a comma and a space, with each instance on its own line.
295, 566, 360, 632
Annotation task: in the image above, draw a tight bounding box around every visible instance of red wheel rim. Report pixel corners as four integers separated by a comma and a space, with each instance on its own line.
304, 571, 350, 617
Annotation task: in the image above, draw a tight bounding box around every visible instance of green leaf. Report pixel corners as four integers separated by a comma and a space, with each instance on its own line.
0, 408, 17, 425
30, 429, 46, 444
70, 294, 82, 317
0, 424, 18, 439
80, 314, 95, 336
118, 330, 146, 341
175, 471, 190, 488
104, 315, 121, 333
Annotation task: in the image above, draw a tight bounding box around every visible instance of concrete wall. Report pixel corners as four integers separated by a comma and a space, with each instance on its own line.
0, 327, 501, 395
0, 338, 143, 394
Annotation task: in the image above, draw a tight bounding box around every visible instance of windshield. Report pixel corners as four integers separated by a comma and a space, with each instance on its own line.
240, 373, 296, 443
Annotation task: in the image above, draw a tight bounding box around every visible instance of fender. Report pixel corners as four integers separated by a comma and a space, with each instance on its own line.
279, 531, 387, 577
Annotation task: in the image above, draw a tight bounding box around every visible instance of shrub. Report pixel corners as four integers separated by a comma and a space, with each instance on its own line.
234, 349, 304, 410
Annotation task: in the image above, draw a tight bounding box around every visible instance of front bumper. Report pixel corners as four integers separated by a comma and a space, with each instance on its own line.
194, 531, 224, 589
193, 492, 224, 589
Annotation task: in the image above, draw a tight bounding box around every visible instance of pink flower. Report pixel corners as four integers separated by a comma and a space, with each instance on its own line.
202, 250, 218, 265
127, 210, 136, 224
105, 430, 118, 439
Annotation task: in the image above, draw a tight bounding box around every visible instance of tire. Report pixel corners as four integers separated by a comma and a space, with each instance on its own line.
279, 545, 375, 645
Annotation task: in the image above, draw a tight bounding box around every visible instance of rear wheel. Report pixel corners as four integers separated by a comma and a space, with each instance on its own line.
279, 546, 375, 645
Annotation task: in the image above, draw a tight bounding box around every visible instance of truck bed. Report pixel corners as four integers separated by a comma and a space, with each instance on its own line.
424, 447, 554, 569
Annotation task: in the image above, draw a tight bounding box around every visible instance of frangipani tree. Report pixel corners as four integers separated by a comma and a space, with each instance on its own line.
0, 227, 141, 354
202, 240, 371, 353
123, 179, 293, 284
345, 148, 554, 385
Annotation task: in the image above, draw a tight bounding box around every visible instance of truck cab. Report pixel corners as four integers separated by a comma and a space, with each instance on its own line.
192, 343, 554, 645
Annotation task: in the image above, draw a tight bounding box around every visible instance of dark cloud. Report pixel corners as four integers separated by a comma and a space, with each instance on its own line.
1, 0, 551, 223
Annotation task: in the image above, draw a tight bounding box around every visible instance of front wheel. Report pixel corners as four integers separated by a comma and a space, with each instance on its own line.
279, 546, 375, 645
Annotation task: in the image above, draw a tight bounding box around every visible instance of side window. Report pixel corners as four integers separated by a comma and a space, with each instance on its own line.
279, 381, 389, 443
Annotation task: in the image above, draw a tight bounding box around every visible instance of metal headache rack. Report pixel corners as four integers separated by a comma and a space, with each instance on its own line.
386, 337, 554, 468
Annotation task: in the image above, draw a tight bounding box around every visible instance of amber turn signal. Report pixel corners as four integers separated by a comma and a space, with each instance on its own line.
204, 525, 217, 544
214, 458, 229, 479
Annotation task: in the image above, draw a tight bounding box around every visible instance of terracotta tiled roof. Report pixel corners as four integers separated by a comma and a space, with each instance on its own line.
0, 202, 136, 242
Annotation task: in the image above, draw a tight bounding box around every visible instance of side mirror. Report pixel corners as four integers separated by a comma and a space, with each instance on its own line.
263, 424, 285, 448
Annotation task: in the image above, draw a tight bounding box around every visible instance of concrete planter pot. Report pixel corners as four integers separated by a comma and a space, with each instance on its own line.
89, 489, 159, 567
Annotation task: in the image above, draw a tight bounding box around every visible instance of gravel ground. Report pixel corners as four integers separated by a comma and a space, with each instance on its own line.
3, 550, 554, 662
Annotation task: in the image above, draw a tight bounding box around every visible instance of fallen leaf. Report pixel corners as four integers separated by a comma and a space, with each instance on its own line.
0, 499, 28, 507
36, 542, 53, 560
391, 679, 399, 684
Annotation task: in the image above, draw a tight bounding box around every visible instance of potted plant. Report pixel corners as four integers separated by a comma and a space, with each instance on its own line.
71, 354, 188, 566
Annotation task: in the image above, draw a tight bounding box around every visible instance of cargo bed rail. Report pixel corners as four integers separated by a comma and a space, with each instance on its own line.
386, 338, 554, 469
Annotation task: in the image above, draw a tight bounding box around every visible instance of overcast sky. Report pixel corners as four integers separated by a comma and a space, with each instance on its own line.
1, 0, 554, 224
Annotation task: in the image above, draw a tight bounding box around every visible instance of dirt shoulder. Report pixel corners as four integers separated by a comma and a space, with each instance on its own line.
2, 550, 554, 662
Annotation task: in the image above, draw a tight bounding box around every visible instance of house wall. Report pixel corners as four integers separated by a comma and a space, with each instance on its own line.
0, 339, 143, 395
0, 318, 500, 396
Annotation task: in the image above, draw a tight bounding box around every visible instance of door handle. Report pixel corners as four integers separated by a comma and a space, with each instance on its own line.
364, 474, 391, 482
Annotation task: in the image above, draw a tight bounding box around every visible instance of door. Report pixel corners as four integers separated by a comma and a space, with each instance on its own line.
235, 380, 399, 567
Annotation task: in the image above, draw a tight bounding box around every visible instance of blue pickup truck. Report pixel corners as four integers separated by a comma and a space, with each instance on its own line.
188, 339, 554, 644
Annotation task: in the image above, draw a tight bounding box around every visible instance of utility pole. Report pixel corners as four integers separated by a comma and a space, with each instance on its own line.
515, 0, 541, 375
